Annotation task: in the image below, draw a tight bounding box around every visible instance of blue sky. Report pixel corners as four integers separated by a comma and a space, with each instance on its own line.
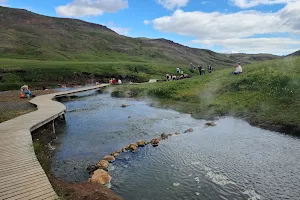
1, 0, 300, 55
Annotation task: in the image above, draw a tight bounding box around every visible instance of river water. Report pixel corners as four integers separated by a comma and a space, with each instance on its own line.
52, 90, 300, 200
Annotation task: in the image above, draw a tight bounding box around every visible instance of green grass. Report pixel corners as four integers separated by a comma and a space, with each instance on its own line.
0, 58, 192, 90
115, 56, 300, 126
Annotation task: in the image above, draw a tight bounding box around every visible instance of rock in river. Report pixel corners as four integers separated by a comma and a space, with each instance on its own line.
103, 155, 115, 163
128, 143, 138, 152
184, 128, 193, 133
205, 122, 217, 126
151, 138, 160, 147
88, 169, 112, 185
137, 140, 145, 147
96, 160, 109, 170
111, 152, 120, 157
175, 132, 181, 135
86, 165, 98, 174
161, 133, 169, 140
121, 104, 129, 108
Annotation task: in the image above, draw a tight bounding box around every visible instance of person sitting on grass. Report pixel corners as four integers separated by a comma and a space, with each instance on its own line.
232, 63, 243, 74
20, 85, 35, 98
166, 73, 170, 81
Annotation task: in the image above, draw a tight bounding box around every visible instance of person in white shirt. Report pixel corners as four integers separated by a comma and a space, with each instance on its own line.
232, 63, 242, 74
176, 67, 180, 74
118, 79, 122, 84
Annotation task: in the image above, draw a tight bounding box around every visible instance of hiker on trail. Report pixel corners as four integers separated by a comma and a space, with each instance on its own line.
118, 79, 122, 84
176, 67, 181, 74
198, 65, 204, 75
208, 65, 214, 73
232, 63, 243, 74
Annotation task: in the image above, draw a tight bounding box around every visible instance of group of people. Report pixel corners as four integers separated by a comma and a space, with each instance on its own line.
190, 63, 216, 75
109, 78, 122, 85
166, 73, 189, 81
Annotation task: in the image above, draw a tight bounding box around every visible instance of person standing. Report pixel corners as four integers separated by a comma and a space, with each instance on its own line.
176, 67, 181, 74
198, 65, 203, 75
208, 65, 213, 73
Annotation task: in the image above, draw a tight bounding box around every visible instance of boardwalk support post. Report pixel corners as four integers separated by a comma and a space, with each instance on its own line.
52, 120, 55, 134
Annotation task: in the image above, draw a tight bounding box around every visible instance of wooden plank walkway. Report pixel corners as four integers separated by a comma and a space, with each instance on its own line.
0, 84, 109, 200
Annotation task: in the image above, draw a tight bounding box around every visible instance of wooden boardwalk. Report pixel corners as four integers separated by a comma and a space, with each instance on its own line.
0, 84, 109, 200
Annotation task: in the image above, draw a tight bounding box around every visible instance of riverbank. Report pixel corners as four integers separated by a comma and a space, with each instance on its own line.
0, 58, 179, 91
0, 89, 56, 122
112, 56, 300, 136
31, 119, 123, 200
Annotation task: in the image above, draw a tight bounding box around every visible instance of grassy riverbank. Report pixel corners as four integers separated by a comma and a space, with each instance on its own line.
0, 58, 183, 91
115, 56, 300, 133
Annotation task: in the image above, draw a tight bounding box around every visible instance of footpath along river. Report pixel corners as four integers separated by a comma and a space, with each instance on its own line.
52, 90, 300, 200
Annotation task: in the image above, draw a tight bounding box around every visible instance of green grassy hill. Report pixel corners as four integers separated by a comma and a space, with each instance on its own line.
116, 56, 300, 134
0, 6, 280, 90
0, 6, 279, 65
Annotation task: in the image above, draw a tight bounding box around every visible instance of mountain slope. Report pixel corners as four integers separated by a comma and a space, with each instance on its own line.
0, 6, 279, 67
287, 50, 300, 57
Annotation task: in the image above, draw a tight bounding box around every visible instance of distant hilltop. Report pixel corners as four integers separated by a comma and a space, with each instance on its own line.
0, 6, 282, 67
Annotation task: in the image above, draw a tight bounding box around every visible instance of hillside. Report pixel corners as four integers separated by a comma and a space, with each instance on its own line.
0, 6, 279, 66
116, 56, 300, 135
287, 50, 300, 57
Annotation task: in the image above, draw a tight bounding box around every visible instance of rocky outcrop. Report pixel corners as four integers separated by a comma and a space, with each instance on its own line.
103, 155, 115, 163
88, 169, 112, 185
96, 160, 109, 170
136, 140, 145, 147
184, 128, 193, 133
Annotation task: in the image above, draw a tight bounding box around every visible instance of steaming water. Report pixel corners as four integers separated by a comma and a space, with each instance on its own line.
52, 90, 300, 200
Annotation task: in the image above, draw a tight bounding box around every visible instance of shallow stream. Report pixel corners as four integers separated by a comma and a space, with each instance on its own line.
52, 90, 300, 200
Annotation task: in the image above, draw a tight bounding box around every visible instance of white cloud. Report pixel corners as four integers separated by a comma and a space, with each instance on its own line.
192, 38, 300, 54
110, 26, 131, 35
230, 0, 295, 9
55, 0, 128, 17
143, 20, 151, 25
156, 0, 189, 10
107, 22, 130, 35
148, 1, 300, 54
